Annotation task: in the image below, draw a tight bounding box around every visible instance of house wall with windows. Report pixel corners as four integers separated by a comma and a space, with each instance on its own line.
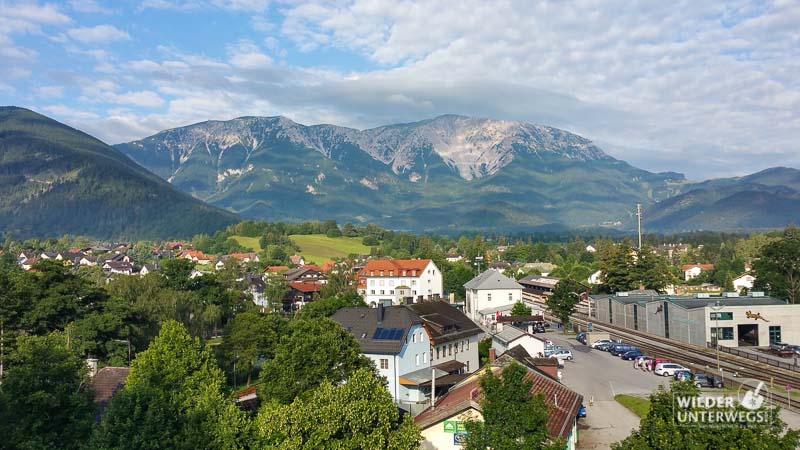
396, 323, 433, 403
465, 287, 521, 322
362, 260, 443, 306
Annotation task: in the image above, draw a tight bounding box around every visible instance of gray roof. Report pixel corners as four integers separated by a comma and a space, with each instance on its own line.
591, 292, 788, 310
399, 366, 449, 385
518, 275, 560, 288
464, 269, 523, 290
331, 306, 422, 355
478, 303, 516, 316
493, 325, 529, 344
405, 300, 483, 344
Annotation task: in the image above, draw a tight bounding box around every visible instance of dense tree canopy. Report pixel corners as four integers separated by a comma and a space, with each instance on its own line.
753, 227, 800, 303
254, 368, 420, 449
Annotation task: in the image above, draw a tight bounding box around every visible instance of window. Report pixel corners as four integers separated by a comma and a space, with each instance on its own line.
380, 290, 384, 295
423, 352, 427, 364
412, 333, 416, 343
379, 280, 385, 286
411, 280, 416, 285
436, 347, 440, 359
370, 290, 375, 294
448, 344, 452, 356
380, 358, 389, 370
710, 312, 733, 320
487, 293, 492, 302
415, 354, 420, 366
509, 293, 513, 302
390, 290, 394, 295
389, 279, 395, 286
770, 326, 782, 344
466, 361, 470, 372
419, 332, 424, 342
711, 327, 734, 340
465, 340, 469, 350
370, 280, 375, 286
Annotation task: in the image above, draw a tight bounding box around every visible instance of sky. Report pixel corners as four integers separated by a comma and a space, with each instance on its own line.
1, 0, 799, 180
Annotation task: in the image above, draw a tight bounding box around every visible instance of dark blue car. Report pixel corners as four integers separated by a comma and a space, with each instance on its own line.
577, 404, 587, 418
621, 350, 643, 360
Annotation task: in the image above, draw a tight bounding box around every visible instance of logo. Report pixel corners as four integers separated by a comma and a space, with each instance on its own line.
672, 378, 774, 427
745, 310, 769, 322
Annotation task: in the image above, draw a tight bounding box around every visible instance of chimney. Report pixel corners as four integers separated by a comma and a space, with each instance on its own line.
488, 347, 496, 363
377, 302, 385, 323
86, 358, 99, 377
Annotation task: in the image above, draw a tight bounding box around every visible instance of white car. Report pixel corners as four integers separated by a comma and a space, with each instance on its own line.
590, 339, 613, 349
654, 362, 688, 377
550, 349, 574, 361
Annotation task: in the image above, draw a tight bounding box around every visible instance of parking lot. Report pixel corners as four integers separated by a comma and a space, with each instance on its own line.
539, 332, 670, 449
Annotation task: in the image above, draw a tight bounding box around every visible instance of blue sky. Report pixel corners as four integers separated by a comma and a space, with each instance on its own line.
1, 0, 799, 180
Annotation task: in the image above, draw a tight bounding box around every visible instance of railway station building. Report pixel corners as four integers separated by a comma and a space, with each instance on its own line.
590, 290, 800, 348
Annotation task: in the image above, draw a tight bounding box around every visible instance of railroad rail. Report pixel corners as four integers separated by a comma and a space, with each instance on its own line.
552, 312, 800, 412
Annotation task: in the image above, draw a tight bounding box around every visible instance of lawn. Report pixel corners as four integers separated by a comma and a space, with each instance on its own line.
288, 234, 370, 264
615, 394, 651, 418
230, 235, 262, 251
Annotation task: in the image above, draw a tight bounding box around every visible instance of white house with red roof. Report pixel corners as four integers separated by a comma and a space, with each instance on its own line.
359, 259, 443, 306
682, 263, 714, 281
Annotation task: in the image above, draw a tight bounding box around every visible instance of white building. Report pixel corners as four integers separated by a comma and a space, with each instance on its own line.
331, 304, 438, 415
406, 300, 484, 375
464, 269, 523, 323
733, 273, 756, 292
490, 324, 547, 358
682, 263, 714, 281
359, 259, 443, 306
587, 270, 603, 285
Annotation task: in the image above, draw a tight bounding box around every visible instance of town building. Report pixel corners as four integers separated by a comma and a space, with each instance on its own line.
518, 274, 559, 310
463, 269, 523, 323
682, 263, 714, 281
405, 300, 484, 375
331, 304, 435, 414
591, 291, 799, 347
414, 355, 582, 450
359, 259, 443, 306
733, 273, 756, 292
490, 324, 547, 357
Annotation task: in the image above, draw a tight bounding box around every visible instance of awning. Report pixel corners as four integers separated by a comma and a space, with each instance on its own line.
398, 367, 449, 386
433, 359, 466, 373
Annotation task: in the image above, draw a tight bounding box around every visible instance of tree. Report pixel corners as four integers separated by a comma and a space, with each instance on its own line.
598, 244, 636, 293
511, 301, 532, 316
159, 258, 195, 290
630, 247, 672, 293
545, 278, 583, 326
465, 362, 561, 450
0, 334, 94, 450
259, 318, 373, 404
295, 291, 366, 319
443, 262, 475, 300
263, 273, 289, 312
91, 321, 250, 450
254, 368, 420, 449
613, 382, 799, 450
222, 312, 288, 386
753, 228, 800, 303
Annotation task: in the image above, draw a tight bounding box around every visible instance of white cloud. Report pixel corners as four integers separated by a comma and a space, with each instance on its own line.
67, 24, 130, 44
68, 0, 115, 13
42, 104, 99, 120
35, 85, 64, 98
113, 90, 166, 108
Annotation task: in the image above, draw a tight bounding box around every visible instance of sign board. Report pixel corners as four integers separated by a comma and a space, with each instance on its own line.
588, 322, 593, 332
454, 432, 467, 445
443, 420, 467, 433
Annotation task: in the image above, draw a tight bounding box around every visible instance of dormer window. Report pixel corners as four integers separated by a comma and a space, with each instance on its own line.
379, 270, 384, 276
370, 270, 375, 276
402, 270, 407, 276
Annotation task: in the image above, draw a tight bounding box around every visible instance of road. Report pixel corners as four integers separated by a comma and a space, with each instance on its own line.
541, 332, 669, 449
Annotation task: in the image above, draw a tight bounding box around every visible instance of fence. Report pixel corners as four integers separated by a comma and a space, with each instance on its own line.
710, 343, 800, 372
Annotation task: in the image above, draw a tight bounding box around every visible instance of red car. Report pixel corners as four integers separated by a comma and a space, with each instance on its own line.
648, 357, 670, 372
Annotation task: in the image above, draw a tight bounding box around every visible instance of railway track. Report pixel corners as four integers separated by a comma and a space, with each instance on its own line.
556, 313, 800, 412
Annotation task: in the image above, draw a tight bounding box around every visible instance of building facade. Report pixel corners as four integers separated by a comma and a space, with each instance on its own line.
360, 259, 443, 306
463, 269, 523, 323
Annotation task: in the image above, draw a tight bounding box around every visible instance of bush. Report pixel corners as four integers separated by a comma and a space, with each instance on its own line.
326, 228, 342, 238
362, 236, 379, 246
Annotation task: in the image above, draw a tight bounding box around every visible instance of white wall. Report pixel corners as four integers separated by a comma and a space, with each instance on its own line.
420, 409, 482, 450
429, 333, 482, 373
396, 323, 433, 405
363, 261, 444, 306
465, 287, 522, 321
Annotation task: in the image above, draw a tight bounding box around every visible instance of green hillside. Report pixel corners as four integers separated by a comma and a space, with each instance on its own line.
0, 106, 239, 239
289, 234, 371, 264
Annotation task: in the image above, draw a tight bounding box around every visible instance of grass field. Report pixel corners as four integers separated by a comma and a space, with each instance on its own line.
288, 234, 370, 264
230, 235, 262, 251
615, 394, 651, 418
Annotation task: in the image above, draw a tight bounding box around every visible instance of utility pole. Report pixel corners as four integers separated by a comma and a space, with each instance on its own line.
636, 204, 643, 250
1, 320, 4, 380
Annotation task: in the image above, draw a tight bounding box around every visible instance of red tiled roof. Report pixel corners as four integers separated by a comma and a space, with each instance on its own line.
229, 252, 257, 261
321, 260, 336, 272
92, 367, 130, 405
414, 363, 582, 440
360, 259, 431, 277
265, 265, 289, 273
682, 263, 714, 271
290, 281, 323, 293
302, 264, 322, 272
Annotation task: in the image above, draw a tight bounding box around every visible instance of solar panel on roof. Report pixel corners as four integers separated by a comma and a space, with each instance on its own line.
373, 327, 404, 340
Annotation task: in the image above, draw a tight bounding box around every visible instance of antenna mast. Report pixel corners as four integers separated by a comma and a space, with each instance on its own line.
636, 204, 643, 250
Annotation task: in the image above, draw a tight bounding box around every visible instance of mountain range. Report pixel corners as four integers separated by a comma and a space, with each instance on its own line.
114, 114, 686, 231
2, 106, 799, 238
0, 107, 238, 239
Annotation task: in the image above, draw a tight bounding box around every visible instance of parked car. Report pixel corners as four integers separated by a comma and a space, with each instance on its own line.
673, 370, 692, 381
576, 332, 587, 344
621, 350, 643, 360
596, 341, 617, 351
551, 349, 574, 361
693, 373, 724, 388
655, 362, 689, 377
577, 404, 587, 418
787, 345, 800, 356
591, 339, 613, 349
647, 357, 670, 371
544, 346, 568, 357
610, 344, 638, 356
531, 323, 546, 334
